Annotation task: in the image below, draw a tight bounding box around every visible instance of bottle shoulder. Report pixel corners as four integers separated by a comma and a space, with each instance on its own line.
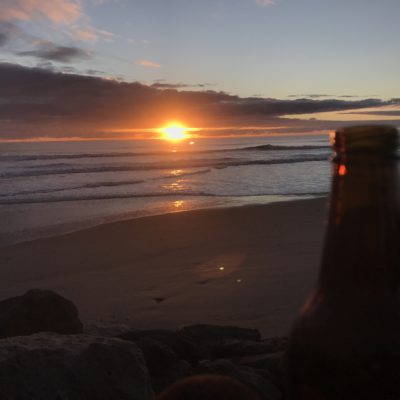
291, 289, 400, 354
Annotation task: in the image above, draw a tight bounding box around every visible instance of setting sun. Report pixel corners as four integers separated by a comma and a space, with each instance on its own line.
159, 123, 189, 141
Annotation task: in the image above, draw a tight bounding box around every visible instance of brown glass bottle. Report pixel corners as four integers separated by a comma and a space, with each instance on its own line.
288, 125, 400, 400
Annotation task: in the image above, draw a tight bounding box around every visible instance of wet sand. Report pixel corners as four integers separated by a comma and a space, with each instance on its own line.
0, 197, 327, 337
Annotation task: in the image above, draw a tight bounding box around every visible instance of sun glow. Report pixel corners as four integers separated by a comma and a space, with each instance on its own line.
159, 123, 190, 141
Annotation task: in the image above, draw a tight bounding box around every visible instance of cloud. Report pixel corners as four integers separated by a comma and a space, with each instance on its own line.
151, 82, 191, 89
0, 1, 114, 46
0, 22, 92, 63
68, 26, 116, 43
0, 32, 8, 46
0, 21, 29, 44
0, 62, 394, 139
289, 94, 333, 98
342, 109, 400, 117
72, 28, 98, 42
137, 59, 161, 68
256, 0, 275, 6
0, 0, 82, 24
17, 44, 91, 62
288, 94, 360, 99
209, 97, 385, 118
151, 82, 215, 90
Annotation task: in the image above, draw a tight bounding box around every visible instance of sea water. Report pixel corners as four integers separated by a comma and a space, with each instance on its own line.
0, 134, 331, 245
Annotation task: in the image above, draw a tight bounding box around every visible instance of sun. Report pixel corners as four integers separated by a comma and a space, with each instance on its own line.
159, 123, 189, 141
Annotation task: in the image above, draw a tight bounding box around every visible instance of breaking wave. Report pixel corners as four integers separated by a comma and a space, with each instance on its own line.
1, 155, 328, 178
0, 143, 330, 162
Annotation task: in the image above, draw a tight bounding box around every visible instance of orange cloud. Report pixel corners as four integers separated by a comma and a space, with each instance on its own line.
73, 28, 98, 42
256, 0, 275, 6
0, 0, 82, 23
137, 59, 161, 68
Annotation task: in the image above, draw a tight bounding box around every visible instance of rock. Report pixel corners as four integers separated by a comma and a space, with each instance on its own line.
235, 351, 285, 372
0, 332, 153, 400
152, 359, 192, 394
176, 325, 261, 362
211, 337, 288, 359
234, 352, 287, 392
119, 329, 202, 365
137, 337, 180, 375
133, 337, 192, 394
197, 359, 282, 400
178, 324, 261, 346
85, 322, 132, 338
0, 289, 83, 338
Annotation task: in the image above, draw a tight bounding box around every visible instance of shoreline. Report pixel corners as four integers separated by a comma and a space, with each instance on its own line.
0, 193, 325, 247
0, 197, 327, 337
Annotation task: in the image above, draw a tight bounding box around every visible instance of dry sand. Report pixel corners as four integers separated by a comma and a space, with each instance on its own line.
0, 197, 327, 337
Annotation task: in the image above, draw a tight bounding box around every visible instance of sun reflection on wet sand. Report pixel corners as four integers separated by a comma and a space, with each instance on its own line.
194, 252, 246, 279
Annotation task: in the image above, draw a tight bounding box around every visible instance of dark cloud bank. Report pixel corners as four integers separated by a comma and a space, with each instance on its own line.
17, 46, 90, 63
0, 32, 8, 47
0, 63, 397, 139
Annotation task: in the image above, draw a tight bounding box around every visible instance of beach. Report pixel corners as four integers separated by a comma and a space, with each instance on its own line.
0, 197, 326, 337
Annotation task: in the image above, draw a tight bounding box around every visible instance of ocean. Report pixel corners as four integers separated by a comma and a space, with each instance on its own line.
0, 133, 332, 245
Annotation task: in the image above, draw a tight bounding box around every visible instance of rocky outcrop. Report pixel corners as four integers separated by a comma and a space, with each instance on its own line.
0, 290, 288, 399
196, 359, 282, 400
178, 324, 261, 345
0, 333, 153, 400
211, 337, 288, 359
119, 326, 286, 398
0, 289, 83, 338
119, 329, 203, 365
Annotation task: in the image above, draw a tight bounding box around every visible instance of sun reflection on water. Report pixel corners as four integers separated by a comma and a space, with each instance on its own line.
161, 179, 188, 191
173, 200, 184, 209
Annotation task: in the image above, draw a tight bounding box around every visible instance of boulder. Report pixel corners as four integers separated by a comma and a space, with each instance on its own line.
211, 337, 288, 359
176, 325, 261, 361
197, 359, 282, 400
178, 324, 261, 346
137, 337, 180, 375
132, 337, 192, 394
119, 329, 202, 364
234, 352, 286, 375
0, 332, 153, 400
0, 289, 83, 338
85, 322, 132, 338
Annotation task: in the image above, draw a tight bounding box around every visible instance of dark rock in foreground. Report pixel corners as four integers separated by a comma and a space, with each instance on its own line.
118, 326, 287, 396
0, 333, 153, 400
0, 289, 83, 338
119, 329, 203, 365
212, 337, 288, 359
85, 322, 131, 338
137, 337, 192, 393
0, 288, 287, 399
178, 324, 261, 346
197, 359, 283, 400
118, 332, 194, 393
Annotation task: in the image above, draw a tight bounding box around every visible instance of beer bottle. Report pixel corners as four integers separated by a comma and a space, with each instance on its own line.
288, 125, 400, 400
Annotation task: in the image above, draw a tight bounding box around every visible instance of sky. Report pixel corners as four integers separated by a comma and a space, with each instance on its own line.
0, 0, 400, 140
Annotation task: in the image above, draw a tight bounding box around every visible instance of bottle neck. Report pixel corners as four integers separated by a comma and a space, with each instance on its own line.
319, 155, 400, 295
